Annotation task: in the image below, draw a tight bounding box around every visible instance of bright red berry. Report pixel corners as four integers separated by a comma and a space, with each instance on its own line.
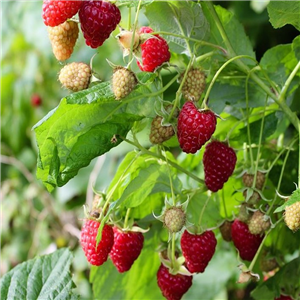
275, 295, 293, 300
42, 0, 82, 27
31, 94, 42, 107
137, 26, 170, 72
203, 140, 237, 192
177, 101, 216, 154
231, 219, 264, 261
109, 227, 144, 273
80, 220, 114, 266
180, 230, 217, 273
79, 1, 121, 48
157, 264, 193, 300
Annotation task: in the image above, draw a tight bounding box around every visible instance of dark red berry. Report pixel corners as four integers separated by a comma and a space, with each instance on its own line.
203, 140, 237, 192
109, 227, 144, 273
275, 295, 293, 300
157, 264, 193, 300
42, 0, 82, 27
80, 220, 114, 266
177, 101, 216, 154
79, 0, 121, 48
180, 230, 217, 273
31, 94, 42, 107
137, 26, 170, 72
231, 219, 264, 261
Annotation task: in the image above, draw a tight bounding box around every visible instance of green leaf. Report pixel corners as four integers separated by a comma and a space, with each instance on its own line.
90, 227, 162, 300
145, 1, 209, 55
0, 248, 79, 300
187, 191, 222, 230
202, 4, 256, 63
236, 113, 278, 144
251, 256, 300, 300
260, 43, 300, 88
34, 79, 159, 192
274, 188, 300, 213
267, 1, 300, 31
292, 35, 300, 61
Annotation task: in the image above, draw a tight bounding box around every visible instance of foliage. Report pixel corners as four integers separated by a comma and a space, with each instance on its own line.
1, 1, 300, 300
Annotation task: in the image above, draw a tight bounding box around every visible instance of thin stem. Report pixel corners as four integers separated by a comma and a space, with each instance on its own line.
222, 189, 228, 219
202, 55, 257, 107
162, 147, 176, 205
104, 73, 180, 123
299, 122, 300, 187
279, 60, 300, 103
123, 138, 205, 184
124, 208, 131, 229
198, 195, 210, 228
266, 139, 297, 216
171, 233, 176, 268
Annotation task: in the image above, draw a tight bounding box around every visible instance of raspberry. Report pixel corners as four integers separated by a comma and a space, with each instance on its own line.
109, 227, 144, 273
242, 171, 265, 190
42, 0, 82, 27
219, 220, 233, 242
177, 101, 216, 154
80, 220, 114, 266
157, 264, 192, 300
47, 20, 79, 61
180, 230, 217, 273
59, 62, 91, 92
284, 201, 300, 231
248, 210, 271, 235
137, 26, 170, 72
231, 219, 264, 261
243, 189, 261, 205
117, 29, 140, 51
163, 207, 186, 233
260, 254, 278, 272
112, 67, 137, 100
181, 69, 206, 102
79, 1, 121, 48
31, 94, 42, 107
203, 141, 237, 192
238, 203, 253, 223
275, 295, 294, 300
150, 116, 175, 144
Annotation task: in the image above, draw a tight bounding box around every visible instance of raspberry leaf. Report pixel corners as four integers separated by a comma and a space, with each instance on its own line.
0, 248, 79, 300
274, 189, 300, 213
267, 1, 300, 31
145, 1, 209, 55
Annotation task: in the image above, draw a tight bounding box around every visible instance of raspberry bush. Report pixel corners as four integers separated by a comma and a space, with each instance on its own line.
1, 1, 300, 300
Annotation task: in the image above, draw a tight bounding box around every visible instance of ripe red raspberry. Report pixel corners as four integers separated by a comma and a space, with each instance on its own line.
231, 219, 264, 261
79, 1, 121, 48
137, 26, 170, 72
177, 101, 216, 154
157, 264, 192, 300
47, 20, 79, 61
42, 0, 82, 27
80, 220, 114, 266
219, 220, 233, 242
203, 140, 237, 192
31, 94, 42, 107
275, 295, 293, 300
180, 230, 217, 273
109, 227, 144, 273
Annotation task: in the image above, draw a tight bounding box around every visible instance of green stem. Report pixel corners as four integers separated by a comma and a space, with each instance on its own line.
156, 31, 227, 55
266, 139, 297, 216
104, 73, 180, 123
222, 189, 228, 219
198, 195, 210, 229
123, 138, 205, 184
162, 147, 176, 205
124, 208, 131, 229
202, 1, 299, 132
202, 55, 257, 107
171, 233, 176, 268
299, 122, 300, 187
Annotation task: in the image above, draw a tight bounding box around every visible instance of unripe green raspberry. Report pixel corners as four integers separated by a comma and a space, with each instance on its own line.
181, 68, 206, 102
112, 67, 137, 100
238, 203, 253, 223
163, 207, 186, 233
243, 190, 261, 205
59, 62, 91, 92
242, 171, 265, 190
219, 220, 233, 242
149, 116, 175, 144
284, 201, 300, 231
248, 210, 271, 235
